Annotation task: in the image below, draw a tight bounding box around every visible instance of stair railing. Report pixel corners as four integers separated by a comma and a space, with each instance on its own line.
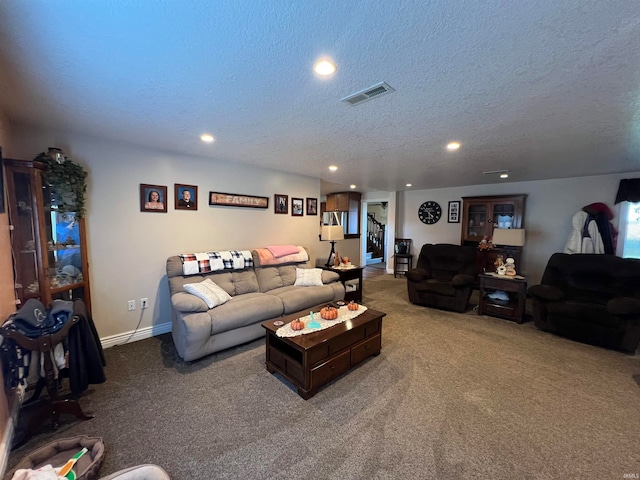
367, 213, 385, 260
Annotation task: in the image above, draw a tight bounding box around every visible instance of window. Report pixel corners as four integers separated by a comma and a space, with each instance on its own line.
620, 202, 640, 258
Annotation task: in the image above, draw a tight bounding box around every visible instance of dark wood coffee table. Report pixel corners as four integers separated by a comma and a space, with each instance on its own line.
262, 307, 386, 399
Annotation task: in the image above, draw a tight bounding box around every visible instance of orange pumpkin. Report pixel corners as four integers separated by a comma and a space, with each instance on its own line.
320, 305, 338, 320
347, 301, 359, 311
290, 319, 305, 330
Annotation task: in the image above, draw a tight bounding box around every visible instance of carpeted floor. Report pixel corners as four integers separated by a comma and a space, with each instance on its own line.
6, 275, 640, 479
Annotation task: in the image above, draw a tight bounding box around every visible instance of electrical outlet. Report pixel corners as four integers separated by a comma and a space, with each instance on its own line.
140, 298, 148, 309
127, 300, 135, 311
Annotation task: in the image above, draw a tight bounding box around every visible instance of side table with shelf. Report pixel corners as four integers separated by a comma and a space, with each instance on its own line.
478, 273, 527, 323
319, 266, 363, 302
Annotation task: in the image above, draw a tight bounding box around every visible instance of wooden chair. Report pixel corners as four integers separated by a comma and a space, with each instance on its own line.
393, 238, 413, 277
2, 316, 93, 442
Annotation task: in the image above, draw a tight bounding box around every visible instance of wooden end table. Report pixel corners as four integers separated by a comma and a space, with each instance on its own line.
262, 307, 385, 399
478, 273, 527, 323
320, 265, 363, 302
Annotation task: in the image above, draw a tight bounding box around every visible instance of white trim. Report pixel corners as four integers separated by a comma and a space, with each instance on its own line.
100, 322, 172, 349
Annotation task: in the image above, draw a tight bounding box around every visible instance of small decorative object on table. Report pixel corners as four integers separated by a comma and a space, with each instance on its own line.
320, 305, 338, 320
505, 257, 516, 276
347, 301, 359, 311
307, 311, 321, 329
290, 318, 305, 330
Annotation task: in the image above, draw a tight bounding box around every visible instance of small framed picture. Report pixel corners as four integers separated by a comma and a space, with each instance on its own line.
306, 197, 318, 216
140, 184, 167, 213
274, 194, 288, 214
292, 198, 303, 216
448, 200, 461, 223
175, 184, 198, 210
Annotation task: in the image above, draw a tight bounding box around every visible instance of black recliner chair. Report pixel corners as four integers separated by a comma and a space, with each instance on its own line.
528, 253, 640, 353
406, 244, 477, 313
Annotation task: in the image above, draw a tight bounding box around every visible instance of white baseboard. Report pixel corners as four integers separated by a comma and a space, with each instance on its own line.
100, 321, 172, 349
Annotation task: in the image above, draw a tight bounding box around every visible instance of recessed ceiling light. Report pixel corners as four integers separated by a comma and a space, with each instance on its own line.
446, 142, 460, 151
406, 183, 412, 187
329, 165, 338, 172
350, 184, 357, 189
500, 173, 509, 179
200, 134, 215, 143
314, 59, 336, 76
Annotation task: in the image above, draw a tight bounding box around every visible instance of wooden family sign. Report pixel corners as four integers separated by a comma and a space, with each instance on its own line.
209, 191, 269, 209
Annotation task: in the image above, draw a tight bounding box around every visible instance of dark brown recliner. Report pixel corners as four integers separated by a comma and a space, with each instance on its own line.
528, 253, 640, 353
406, 244, 477, 313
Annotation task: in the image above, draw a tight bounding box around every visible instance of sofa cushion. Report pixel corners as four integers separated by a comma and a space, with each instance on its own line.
209, 293, 284, 335
415, 279, 456, 297
255, 265, 297, 292
184, 278, 232, 309
193, 270, 260, 297
607, 296, 640, 316
267, 285, 336, 314
294, 267, 324, 286
547, 301, 619, 328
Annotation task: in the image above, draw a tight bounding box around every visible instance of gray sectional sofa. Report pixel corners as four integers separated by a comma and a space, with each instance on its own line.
166, 249, 345, 361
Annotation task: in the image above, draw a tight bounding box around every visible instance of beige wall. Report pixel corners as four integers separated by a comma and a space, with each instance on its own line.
8, 125, 325, 341
5, 121, 638, 338
399, 175, 635, 284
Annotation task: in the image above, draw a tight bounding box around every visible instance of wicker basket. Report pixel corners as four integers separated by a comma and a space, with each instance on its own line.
4, 435, 105, 480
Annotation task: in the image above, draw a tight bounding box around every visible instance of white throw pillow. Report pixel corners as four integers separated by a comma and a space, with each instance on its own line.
294, 267, 324, 287
183, 278, 232, 309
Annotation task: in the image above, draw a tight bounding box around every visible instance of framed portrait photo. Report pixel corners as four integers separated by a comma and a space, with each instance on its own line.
292, 197, 303, 217
175, 184, 198, 210
448, 200, 461, 223
274, 194, 288, 214
140, 184, 168, 213
306, 197, 318, 216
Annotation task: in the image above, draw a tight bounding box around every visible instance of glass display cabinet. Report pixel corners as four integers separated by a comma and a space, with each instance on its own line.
4, 158, 91, 311
461, 195, 526, 244
460, 194, 526, 280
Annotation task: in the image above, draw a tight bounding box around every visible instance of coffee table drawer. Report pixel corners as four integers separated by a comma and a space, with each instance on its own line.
328, 325, 366, 356
308, 325, 367, 365
311, 350, 350, 388
351, 333, 381, 365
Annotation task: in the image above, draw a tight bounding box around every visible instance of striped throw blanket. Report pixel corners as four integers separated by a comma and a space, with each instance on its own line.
179, 250, 253, 275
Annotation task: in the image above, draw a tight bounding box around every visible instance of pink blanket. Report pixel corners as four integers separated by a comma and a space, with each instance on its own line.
266, 244, 300, 258
255, 246, 308, 265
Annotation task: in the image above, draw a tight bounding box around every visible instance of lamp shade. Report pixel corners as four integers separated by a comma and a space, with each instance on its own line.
321, 225, 344, 241
492, 228, 525, 247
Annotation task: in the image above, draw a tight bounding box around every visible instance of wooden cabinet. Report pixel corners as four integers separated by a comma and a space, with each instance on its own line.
5, 158, 91, 311
461, 194, 526, 243
326, 193, 350, 212
461, 194, 526, 278
324, 191, 361, 237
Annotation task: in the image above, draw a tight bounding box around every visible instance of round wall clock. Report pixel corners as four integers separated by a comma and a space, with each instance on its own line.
418, 201, 442, 224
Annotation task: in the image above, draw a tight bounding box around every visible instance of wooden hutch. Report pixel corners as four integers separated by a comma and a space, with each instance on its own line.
460, 194, 527, 278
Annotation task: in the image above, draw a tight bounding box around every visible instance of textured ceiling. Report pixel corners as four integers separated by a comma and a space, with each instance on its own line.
1, 1, 640, 194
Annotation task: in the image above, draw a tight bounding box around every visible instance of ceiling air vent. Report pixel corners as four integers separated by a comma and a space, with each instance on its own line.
341, 82, 396, 106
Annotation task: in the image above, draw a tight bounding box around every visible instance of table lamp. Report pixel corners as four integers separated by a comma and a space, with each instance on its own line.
491, 228, 525, 273
491, 228, 525, 248
321, 225, 344, 267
